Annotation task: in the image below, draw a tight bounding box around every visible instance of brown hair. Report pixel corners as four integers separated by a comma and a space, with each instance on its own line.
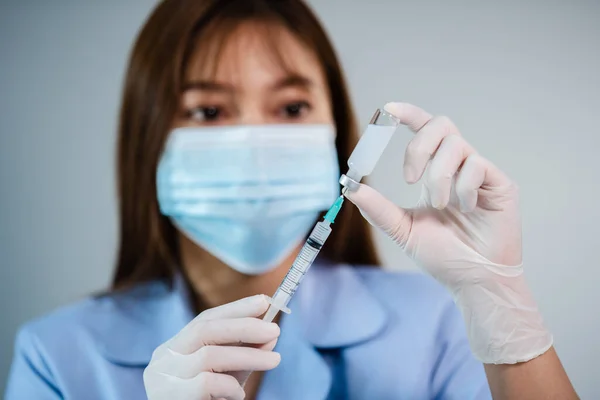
112, 0, 380, 293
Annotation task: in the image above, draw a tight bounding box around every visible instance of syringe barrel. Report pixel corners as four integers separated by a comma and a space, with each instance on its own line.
345, 108, 400, 183
277, 221, 332, 300
265, 199, 343, 321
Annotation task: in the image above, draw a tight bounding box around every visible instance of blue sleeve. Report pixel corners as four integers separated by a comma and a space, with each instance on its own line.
431, 301, 492, 400
4, 326, 63, 400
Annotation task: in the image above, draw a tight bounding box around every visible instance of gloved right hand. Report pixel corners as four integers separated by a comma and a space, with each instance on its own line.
343, 102, 552, 365
143, 295, 281, 400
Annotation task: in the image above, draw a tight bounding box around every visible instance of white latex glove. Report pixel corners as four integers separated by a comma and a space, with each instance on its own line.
143, 295, 281, 400
345, 102, 552, 364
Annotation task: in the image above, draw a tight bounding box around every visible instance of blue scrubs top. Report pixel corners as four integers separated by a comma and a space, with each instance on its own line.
5, 261, 492, 399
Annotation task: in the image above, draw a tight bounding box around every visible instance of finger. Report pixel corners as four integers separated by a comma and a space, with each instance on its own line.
144, 371, 244, 400
426, 135, 475, 209
344, 184, 413, 247
152, 346, 281, 379
197, 294, 270, 321
384, 102, 433, 132
234, 340, 278, 388
383, 103, 462, 184
258, 337, 278, 352
236, 337, 279, 389
403, 115, 461, 183
168, 318, 280, 354
165, 295, 271, 354
240, 337, 278, 353
193, 372, 245, 400
455, 153, 512, 212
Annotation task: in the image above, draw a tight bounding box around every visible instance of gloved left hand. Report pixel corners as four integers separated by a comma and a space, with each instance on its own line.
143, 295, 280, 400
343, 102, 552, 364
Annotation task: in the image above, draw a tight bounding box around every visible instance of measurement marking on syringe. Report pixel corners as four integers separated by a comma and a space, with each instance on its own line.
269, 208, 338, 300
288, 269, 302, 281
280, 245, 319, 289
283, 266, 304, 280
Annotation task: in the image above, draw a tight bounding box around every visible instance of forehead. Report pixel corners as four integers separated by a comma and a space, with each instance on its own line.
185, 20, 326, 88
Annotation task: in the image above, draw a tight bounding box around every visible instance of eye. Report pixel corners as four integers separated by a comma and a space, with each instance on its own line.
281, 101, 311, 119
186, 106, 222, 123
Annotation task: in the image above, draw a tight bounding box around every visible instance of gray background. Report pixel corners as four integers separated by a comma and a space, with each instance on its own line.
1, 0, 598, 396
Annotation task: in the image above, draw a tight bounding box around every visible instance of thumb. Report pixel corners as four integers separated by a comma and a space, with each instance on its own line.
344, 184, 413, 247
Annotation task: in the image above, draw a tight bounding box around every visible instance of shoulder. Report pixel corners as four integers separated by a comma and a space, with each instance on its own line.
6, 281, 175, 399
17, 280, 170, 349
11, 279, 179, 371
15, 296, 107, 363
6, 296, 119, 399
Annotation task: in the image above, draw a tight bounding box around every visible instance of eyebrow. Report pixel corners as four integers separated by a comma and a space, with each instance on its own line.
271, 75, 313, 91
181, 81, 234, 93
181, 74, 314, 93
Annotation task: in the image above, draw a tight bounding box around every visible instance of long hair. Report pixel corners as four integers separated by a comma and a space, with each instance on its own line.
112, 0, 380, 293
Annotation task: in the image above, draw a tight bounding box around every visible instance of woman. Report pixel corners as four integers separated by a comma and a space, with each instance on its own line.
6, 0, 577, 399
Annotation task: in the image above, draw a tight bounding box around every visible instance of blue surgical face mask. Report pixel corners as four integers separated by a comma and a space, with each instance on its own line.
156, 124, 340, 275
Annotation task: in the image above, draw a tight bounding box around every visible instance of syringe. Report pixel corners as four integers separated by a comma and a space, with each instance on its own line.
263, 195, 344, 322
